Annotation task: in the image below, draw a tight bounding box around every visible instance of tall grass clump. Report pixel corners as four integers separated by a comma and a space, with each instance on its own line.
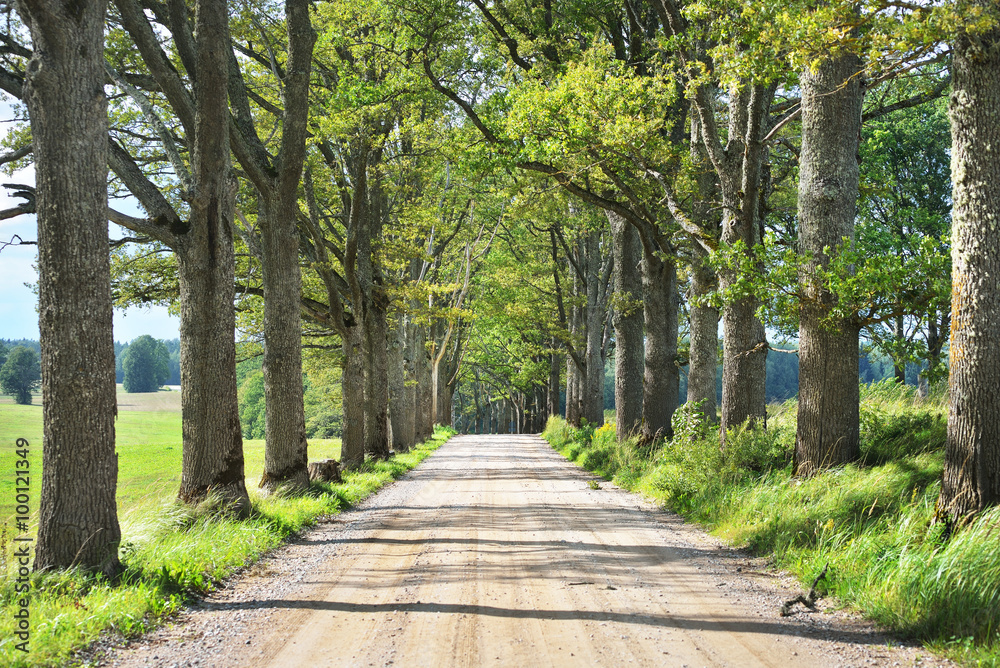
0, 426, 454, 667
545, 384, 1000, 665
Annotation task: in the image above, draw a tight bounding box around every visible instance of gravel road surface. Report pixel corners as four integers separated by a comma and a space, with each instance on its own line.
94, 434, 951, 667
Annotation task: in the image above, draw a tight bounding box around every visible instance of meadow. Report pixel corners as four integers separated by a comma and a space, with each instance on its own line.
0, 388, 342, 523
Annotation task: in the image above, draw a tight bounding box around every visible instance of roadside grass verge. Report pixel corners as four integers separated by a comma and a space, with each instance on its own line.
0, 425, 454, 667
544, 381, 1000, 666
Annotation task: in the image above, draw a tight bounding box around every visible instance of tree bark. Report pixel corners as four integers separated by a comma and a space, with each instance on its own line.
893, 316, 906, 383
794, 50, 863, 477
258, 194, 309, 492
24, 0, 123, 575
641, 249, 679, 441
388, 312, 410, 451
608, 211, 644, 440
400, 319, 418, 448
341, 324, 365, 470
938, 14, 1000, 521
439, 382, 454, 427
363, 289, 390, 459
712, 85, 773, 438
565, 356, 579, 425
414, 325, 434, 439
569, 258, 581, 425
175, 0, 249, 511
582, 230, 606, 426
687, 114, 720, 423
687, 245, 719, 421
358, 174, 390, 460
253, 0, 315, 494
548, 340, 561, 420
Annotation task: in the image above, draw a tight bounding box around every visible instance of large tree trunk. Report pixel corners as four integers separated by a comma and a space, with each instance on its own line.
400, 322, 417, 448
794, 51, 863, 477
716, 85, 772, 438
414, 325, 434, 440
441, 382, 455, 427
104, 0, 249, 511
258, 193, 309, 493
176, 0, 249, 511
582, 231, 606, 426
608, 212, 644, 440
565, 339, 581, 426
25, 0, 122, 575
565, 265, 583, 426
641, 249, 679, 441
688, 115, 720, 423
548, 341, 561, 420
255, 0, 314, 493
938, 14, 1000, 522
363, 290, 390, 459
388, 313, 410, 452
341, 325, 365, 470
687, 245, 719, 421
175, 232, 249, 508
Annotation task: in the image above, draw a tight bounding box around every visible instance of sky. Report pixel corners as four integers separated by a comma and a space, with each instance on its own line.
0, 102, 180, 344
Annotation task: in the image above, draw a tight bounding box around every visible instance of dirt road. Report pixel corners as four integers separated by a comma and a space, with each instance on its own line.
100, 435, 948, 667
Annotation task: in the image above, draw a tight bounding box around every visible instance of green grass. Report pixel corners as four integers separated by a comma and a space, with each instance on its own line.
0, 397, 454, 667
544, 380, 1000, 667
0, 401, 342, 521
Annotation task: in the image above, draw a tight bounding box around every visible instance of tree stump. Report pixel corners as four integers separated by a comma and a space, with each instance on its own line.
308, 459, 342, 483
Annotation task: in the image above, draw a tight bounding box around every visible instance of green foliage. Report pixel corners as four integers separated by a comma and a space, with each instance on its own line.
121, 335, 169, 393
671, 400, 713, 443
304, 376, 342, 439
237, 370, 266, 440
0, 346, 40, 405
235, 354, 344, 441
857, 87, 952, 380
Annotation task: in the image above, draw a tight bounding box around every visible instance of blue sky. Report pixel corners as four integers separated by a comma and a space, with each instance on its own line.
0, 102, 180, 343
0, 200, 180, 343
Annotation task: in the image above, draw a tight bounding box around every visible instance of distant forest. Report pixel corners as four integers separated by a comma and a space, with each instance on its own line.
2, 338, 181, 386
589, 342, 919, 410
3, 337, 923, 410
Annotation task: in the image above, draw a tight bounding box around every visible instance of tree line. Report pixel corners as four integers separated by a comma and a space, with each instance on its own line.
0, 0, 996, 577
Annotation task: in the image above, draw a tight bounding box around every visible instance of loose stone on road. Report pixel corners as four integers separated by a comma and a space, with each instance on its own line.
99, 434, 950, 667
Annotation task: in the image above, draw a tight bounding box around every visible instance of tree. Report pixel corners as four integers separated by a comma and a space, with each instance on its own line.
793, 41, 864, 476
0, 345, 40, 404
938, 3, 1000, 523
109, 0, 251, 511
16, 0, 123, 575
608, 211, 644, 440
225, 0, 316, 494
121, 335, 169, 392
857, 86, 952, 390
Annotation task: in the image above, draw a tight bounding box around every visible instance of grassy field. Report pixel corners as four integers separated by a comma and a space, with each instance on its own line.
0, 387, 452, 666
0, 388, 341, 523
544, 381, 1000, 667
